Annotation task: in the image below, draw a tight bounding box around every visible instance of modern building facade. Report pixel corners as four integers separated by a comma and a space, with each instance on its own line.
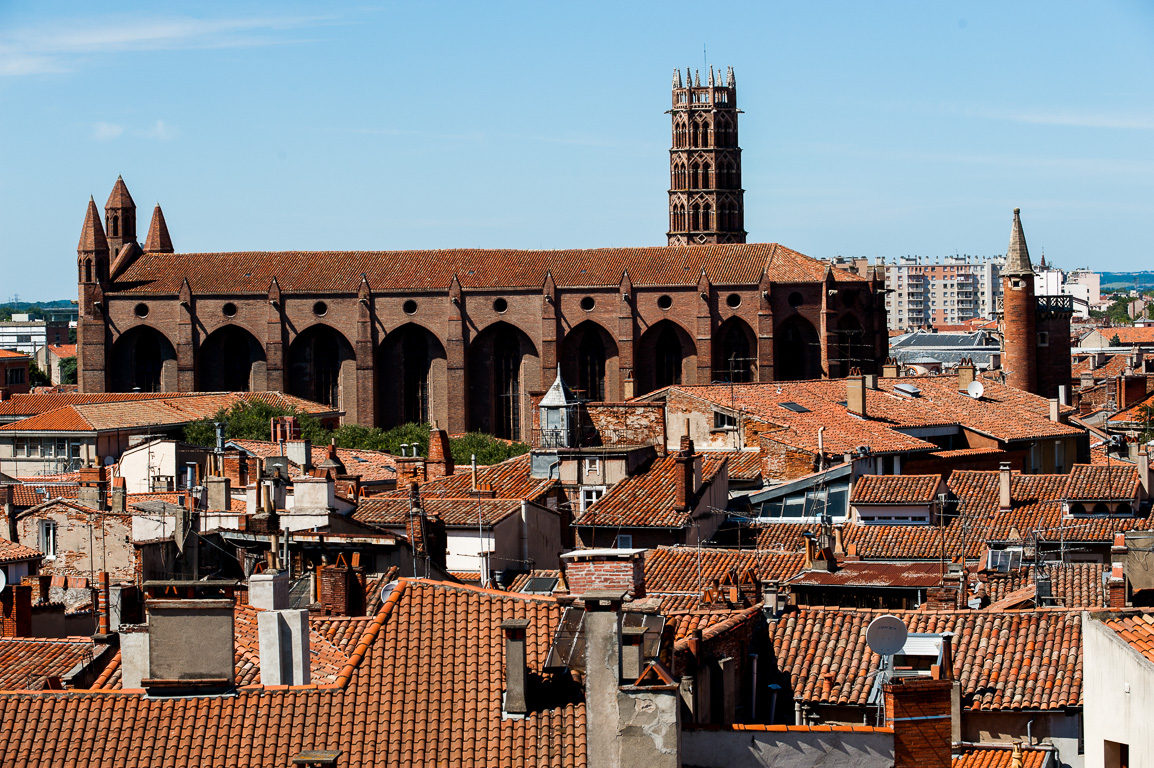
879, 255, 1004, 328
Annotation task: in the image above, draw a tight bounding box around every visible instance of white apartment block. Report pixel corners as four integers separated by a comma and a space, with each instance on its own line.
879, 255, 1004, 329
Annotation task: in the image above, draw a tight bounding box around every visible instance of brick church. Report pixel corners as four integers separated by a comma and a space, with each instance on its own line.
76, 68, 888, 437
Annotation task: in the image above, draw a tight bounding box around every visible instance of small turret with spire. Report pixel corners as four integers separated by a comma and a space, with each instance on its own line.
77, 196, 109, 286
104, 176, 138, 256
143, 204, 174, 254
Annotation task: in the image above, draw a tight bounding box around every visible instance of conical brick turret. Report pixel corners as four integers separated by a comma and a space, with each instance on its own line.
143, 204, 174, 253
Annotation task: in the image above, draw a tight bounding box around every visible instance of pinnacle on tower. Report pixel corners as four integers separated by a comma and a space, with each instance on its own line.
708, 65, 715, 86
1004, 207, 1032, 276
727, 66, 735, 88
694, 69, 701, 87
143, 204, 174, 254
673, 68, 683, 88
105, 175, 135, 209
78, 196, 108, 253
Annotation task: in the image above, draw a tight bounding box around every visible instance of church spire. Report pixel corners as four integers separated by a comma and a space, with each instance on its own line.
78, 196, 108, 254
104, 175, 138, 255
1004, 207, 1032, 276
143, 204, 174, 254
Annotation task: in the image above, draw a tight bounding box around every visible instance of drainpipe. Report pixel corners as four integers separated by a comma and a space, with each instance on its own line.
817, 426, 826, 470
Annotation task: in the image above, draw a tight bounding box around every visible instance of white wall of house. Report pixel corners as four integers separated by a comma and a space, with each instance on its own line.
1084, 614, 1154, 768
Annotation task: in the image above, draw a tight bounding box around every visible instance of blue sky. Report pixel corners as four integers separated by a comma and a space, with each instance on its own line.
1, 1, 1152, 301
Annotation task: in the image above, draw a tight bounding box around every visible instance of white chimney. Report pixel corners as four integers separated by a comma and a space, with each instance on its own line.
258, 608, 311, 686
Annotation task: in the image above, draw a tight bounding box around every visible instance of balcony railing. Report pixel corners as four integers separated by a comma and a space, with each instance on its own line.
1037, 295, 1074, 313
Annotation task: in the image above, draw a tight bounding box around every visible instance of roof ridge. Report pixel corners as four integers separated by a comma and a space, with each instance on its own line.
333, 578, 407, 688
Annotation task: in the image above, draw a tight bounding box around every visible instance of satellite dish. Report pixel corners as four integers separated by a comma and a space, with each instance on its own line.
379, 580, 398, 606
966, 380, 985, 400
103, 456, 115, 466
0, 569, 7, 594
866, 614, 908, 657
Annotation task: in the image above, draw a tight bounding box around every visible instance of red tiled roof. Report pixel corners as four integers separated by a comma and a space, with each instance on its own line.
1108, 388, 1154, 425
0, 350, 29, 360
643, 546, 805, 595
771, 607, 1083, 711
109, 242, 866, 295
0, 579, 585, 766
381, 453, 551, 503
573, 455, 725, 529
1071, 353, 1129, 380
701, 450, 762, 481
787, 561, 945, 589
46, 345, 76, 358
851, 475, 942, 505
0, 638, 108, 691
1102, 612, 1154, 666
979, 563, 1108, 608
126, 492, 247, 514
2, 482, 79, 508
354, 496, 524, 528
1090, 327, 1154, 345
229, 439, 397, 483
952, 745, 1050, 768
0, 391, 199, 419
1063, 464, 1140, 501
0, 538, 43, 564
0, 392, 336, 433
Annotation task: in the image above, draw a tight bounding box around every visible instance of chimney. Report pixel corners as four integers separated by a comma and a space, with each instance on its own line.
863, 373, 879, 390
1120, 375, 1146, 411
562, 549, 645, 598
140, 595, 236, 694
847, 371, 867, 418
1048, 398, 1061, 423
500, 618, 531, 715
1094, 351, 1107, 369
257, 608, 311, 686
884, 676, 953, 768
832, 525, 845, 556
956, 359, 976, 390
620, 625, 648, 683
285, 440, 312, 473
998, 462, 1013, 512
317, 563, 365, 616
882, 358, 900, 378
623, 375, 635, 400
206, 476, 231, 512
675, 434, 695, 511
0, 484, 14, 540
78, 466, 105, 510
802, 535, 815, 570
96, 571, 111, 637
0, 584, 32, 637
1057, 384, 1070, 407
427, 426, 454, 480
1079, 370, 1095, 389
1139, 445, 1151, 495
109, 476, 126, 514
1109, 562, 1127, 608
249, 569, 289, 611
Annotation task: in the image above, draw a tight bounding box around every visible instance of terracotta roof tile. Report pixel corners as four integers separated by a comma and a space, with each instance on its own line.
573, 455, 726, 528
851, 475, 943, 505
1063, 464, 1139, 501
979, 563, 1109, 608
952, 745, 1050, 768
229, 439, 397, 483
1102, 612, 1154, 666
2, 482, 79, 508
701, 450, 762, 481
643, 546, 804, 595
1091, 327, 1154, 345
0, 538, 43, 564
354, 496, 524, 527
110, 242, 866, 295
0, 391, 199, 420
381, 453, 550, 502
0, 638, 108, 691
771, 607, 1083, 711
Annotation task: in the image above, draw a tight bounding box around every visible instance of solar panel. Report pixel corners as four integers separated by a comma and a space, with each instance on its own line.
778, 402, 810, 413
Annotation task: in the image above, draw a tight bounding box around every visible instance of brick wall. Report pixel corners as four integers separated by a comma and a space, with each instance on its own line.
316, 565, 366, 616
759, 434, 818, 482
584, 403, 666, 447
884, 677, 952, 768
0, 584, 32, 637
564, 555, 645, 598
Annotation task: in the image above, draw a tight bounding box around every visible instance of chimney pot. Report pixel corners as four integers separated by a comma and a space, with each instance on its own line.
501, 618, 531, 714
998, 462, 1013, 512
847, 374, 867, 418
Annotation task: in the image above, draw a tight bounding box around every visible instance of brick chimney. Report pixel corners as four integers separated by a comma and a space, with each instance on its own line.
1119, 374, 1147, 411
882, 357, 901, 378
998, 462, 1012, 512
1109, 562, 1127, 607
847, 370, 867, 418
427, 426, 454, 480
0, 584, 32, 637
78, 465, 105, 510
884, 676, 952, 768
316, 563, 366, 616
956, 358, 976, 390
674, 434, 696, 511
561, 549, 645, 598
0, 484, 14, 540
500, 618, 531, 715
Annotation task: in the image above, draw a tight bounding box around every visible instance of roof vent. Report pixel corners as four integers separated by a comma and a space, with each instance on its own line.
893, 383, 921, 398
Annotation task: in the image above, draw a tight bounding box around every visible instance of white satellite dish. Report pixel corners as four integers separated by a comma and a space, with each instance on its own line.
866, 614, 908, 657
966, 380, 985, 400
0, 569, 7, 594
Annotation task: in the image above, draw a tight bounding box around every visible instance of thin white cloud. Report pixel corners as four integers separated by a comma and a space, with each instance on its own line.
91, 122, 125, 141
948, 104, 1154, 131
140, 120, 175, 141
0, 13, 339, 76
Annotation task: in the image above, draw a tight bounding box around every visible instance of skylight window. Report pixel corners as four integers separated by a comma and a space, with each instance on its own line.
778, 402, 810, 413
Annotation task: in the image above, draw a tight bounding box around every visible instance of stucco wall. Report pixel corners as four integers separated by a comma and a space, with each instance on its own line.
681, 727, 894, 768
1084, 613, 1154, 768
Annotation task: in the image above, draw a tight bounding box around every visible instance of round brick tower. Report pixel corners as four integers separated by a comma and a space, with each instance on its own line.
1001, 208, 1037, 394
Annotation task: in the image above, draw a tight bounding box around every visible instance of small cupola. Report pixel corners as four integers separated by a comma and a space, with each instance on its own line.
538, 367, 578, 448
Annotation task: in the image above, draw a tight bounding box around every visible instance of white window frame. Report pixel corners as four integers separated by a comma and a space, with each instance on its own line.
40, 520, 57, 560
581, 486, 605, 511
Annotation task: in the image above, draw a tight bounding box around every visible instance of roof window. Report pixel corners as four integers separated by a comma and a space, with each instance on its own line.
778, 402, 810, 413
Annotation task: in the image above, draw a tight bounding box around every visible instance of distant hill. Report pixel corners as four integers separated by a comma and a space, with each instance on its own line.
1101, 272, 1154, 291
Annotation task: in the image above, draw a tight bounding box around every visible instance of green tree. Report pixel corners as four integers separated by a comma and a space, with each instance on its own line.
1110, 333, 1123, 347
26, 359, 50, 387
448, 431, 530, 466
183, 400, 330, 447
59, 356, 77, 385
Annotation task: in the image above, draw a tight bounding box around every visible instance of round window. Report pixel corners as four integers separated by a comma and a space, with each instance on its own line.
580, 296, 596, 311
726, 293, 741, 309
657, 295, 673, 310
222, 302, 238, 318
788, 291, 804, 309
403, 299, 418, 315
134, 303, 149, 318
313, 301, 328, 317
493, 298, 508, 313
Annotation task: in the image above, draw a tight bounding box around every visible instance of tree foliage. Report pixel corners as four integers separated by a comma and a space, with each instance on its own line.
26, 359, 50, 387
184, 404, 528, 466
59, 356, 77, 385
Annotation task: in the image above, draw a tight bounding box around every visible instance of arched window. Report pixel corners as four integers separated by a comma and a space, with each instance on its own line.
702, 162, 712, 189
702, 203, 712, 230
493, 328, 521, 439
84, 261, 92, 283
402, 330, 430, 423
691, 203, 701, 231
717, 320, 753, 383
655, 325, 683, 388
578, 331, 606, 401
111, 215, 119, 237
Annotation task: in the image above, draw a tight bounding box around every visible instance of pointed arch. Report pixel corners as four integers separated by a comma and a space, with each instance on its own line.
775, 316, 820, 381
713, 317, 756, 383
467, 321, 539, 439
636, 320, 697, 395
287, 324, 356, 411
379, 323, 448, 429
109, 325, 177, 392
560, 321, 618, 402
197, 325, 266, 392
702, 202, 713, 230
